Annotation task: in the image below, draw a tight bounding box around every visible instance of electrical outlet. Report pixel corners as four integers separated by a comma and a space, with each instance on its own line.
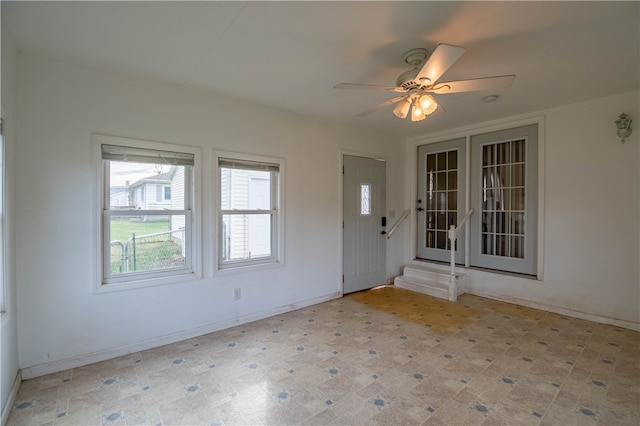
233, 288, 241, 301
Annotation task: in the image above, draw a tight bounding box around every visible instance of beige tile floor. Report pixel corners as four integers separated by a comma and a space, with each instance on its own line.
7, 286, 640, 425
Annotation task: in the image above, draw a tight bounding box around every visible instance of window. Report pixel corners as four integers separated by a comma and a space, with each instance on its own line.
360, 184, 371, 215
217, 152, 283, 270
95, 135, 200, 288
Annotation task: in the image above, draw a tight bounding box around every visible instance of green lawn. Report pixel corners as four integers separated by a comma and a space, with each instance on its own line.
110, 218, 171, 243
109, 218, 183, 274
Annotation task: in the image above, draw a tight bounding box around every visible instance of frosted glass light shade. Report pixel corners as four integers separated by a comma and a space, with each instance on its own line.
393, 98, 411, 119
418, 94, 438, 116
411, 102, 426, 122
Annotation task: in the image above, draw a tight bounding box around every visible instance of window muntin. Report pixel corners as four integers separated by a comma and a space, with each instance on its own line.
218, 156, 281, 269
100, 142, 195, 285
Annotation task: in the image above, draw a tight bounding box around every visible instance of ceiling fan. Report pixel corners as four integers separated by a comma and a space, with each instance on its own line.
334, 44, 515, 122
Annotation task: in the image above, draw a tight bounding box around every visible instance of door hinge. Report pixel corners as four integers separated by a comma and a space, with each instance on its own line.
342, 275, 344, 283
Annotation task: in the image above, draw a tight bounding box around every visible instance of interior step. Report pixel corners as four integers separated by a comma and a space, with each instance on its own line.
394, 264, 466, 301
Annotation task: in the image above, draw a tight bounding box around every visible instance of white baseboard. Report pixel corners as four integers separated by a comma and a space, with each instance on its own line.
469, 290, 640, 332
22, 292, 341, 380
1, 369, 21, 426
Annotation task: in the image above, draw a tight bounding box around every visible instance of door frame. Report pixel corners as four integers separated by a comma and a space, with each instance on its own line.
339, 150, 388, 295
408, 115, 546, 280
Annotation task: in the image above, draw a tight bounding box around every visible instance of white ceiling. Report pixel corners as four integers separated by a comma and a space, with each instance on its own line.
3, 1, 639, 138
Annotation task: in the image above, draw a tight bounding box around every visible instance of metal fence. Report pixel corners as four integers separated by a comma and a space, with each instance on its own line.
110, 228, 185, 274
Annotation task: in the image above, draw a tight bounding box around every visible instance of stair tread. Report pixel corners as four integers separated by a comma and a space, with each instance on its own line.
395, 276, 449, 289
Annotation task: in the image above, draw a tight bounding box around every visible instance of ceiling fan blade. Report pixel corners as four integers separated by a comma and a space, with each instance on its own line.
416, 44, 466, 86
356, 95, 406, 117
430, 75, 516, 94
334, 83, 407, 93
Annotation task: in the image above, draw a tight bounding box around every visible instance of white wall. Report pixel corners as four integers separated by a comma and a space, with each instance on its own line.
411, 91, 640, 329
1, 20, 20, 420
15, 55, 404, 376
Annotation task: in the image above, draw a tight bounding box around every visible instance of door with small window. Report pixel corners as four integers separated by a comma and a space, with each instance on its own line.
343, 155, 386, 293
416, 138, 466, 263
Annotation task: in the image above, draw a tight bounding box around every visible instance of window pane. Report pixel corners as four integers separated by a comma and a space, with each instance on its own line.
426, 154, 436, 172
436, 171, 447, 190
222, 214, 273, 261
360, 184, 371, 215
108, 161, 187, 210
480, 139, 527, 258
221, 168, 272, 210
109, 215, 186, 275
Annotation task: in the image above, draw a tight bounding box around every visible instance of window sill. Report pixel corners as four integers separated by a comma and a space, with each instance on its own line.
215, 260, 284, 277
94, 271, 202, 293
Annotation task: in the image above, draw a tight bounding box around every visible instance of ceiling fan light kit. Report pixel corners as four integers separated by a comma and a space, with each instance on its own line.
334, 44, 516, 123
393, 98, 411, 119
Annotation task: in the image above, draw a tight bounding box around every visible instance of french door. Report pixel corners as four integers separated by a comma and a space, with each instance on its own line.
416, 138, 466, 263
469, 125, 538, 275
417, 124, 538, 276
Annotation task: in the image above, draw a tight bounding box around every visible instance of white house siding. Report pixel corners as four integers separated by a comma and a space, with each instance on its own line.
169, 166, 186, 255
109, 186, 128, 208
221, 168, 272, 261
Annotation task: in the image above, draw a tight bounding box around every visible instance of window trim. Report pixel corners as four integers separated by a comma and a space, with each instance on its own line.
0, 117, 5, 315
92, 134, 202, 293
214, 150, 285, 275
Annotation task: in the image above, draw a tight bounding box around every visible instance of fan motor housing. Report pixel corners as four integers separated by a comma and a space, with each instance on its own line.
396, 69, 421, 90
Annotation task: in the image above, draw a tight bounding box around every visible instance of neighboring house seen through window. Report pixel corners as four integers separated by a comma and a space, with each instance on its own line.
96, 136, 198, 288
217, 153, 283, 270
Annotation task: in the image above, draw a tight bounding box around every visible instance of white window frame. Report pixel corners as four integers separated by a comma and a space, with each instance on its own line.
93, 134, 201, 292
214, 150, 285, 274
0, 117, 5, 314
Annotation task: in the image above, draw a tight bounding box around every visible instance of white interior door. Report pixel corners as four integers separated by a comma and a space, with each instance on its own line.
469, 124, 538, 275
416, 138, 466, 263
343, 155, 386, 294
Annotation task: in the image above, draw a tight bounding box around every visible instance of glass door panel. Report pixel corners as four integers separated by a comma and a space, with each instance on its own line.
417, 138, 466, 262
470, 124, 538, 275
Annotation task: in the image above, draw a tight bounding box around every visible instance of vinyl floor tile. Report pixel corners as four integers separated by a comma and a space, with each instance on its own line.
7, 286, 640, 425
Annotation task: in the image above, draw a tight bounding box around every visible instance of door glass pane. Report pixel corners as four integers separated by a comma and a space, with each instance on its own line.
360, 184, 371, 215
481, 138, 526, 259
424, 149, 459, 249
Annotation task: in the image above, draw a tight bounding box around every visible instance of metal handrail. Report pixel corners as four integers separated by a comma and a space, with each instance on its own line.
456, 208, 474, 234
386, 209, 410, 240
448, 208, 474, 298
